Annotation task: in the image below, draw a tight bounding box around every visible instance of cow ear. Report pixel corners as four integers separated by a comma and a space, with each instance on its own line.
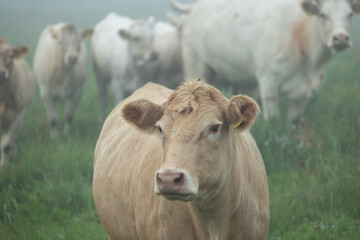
352, 1, 360, 14
49, 26, 59, 40
225, 95, 260, 131
119, 29, 131, 40
122, 99, 164, 130
301, 0, 319, 16
11, 45, 29, 59
81, 27, 94, 40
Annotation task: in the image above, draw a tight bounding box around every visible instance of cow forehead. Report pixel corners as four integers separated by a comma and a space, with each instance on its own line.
320, 0, 351, 13
61, 26, 81, 43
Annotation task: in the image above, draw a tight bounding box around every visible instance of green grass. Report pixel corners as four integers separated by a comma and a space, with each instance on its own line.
1, 2, 360, 239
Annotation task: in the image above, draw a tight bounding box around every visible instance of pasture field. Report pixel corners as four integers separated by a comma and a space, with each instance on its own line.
1, 1, 360, 239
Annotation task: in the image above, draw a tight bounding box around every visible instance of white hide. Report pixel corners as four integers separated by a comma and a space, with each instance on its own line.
178, 0, 358, 123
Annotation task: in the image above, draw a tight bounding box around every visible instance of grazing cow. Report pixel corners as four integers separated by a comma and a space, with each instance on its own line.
92, 13, 158, 125
33, 23, 93, 138
93, 79, 269, 239
172, 0, 360, 123
0, 39, 35, 168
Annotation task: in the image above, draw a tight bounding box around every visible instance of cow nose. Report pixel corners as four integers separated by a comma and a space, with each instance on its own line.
332, 34, 350, 50
156, 170, 184, 192
144, 51, 158, 62
68, 55, 78, 64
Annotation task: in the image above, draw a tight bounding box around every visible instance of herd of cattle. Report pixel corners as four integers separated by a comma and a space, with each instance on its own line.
1, 0, 359, 238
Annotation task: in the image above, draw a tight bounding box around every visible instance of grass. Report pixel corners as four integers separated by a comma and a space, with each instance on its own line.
0, 2, 360, 239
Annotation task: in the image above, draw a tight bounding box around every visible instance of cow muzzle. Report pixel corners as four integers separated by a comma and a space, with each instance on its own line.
154, 168, 198, 201
331, 33, 351, 52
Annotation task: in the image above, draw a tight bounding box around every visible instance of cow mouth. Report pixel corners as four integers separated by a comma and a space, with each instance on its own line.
332, 44, 350, 52
158, 192, 195, 202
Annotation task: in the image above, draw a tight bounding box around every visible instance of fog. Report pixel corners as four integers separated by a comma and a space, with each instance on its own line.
0, 0, 359, 60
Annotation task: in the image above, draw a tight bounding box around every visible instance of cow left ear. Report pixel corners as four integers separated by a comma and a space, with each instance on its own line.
301, 0, 319, 16
11, 45, 29, 59
352, 1, 360, 14
225, 95, 260, 131
81, 28, 94, 40
119, 29, 131, 40
122, 99, 164, 131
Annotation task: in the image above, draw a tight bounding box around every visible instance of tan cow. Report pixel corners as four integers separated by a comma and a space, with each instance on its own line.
93, 79, 269, 239
0, 39, 35, 168
33, 23, 93, 138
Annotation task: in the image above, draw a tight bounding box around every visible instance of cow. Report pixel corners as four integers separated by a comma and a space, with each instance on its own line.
33, 23, 93, 138
171, 0, 360, 124
92, 13, 158, 125
92, 13, 183, 125
0, 39, 35, 168
93, 79, 269, 239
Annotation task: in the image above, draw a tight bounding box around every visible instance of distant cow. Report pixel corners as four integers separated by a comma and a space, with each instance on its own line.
92, 13, 158, 124
33, 23, 93, 138
172, 0, 360, 123
0, 39, 35, 168
93, 79, 269, 239
92, 13, 183, 125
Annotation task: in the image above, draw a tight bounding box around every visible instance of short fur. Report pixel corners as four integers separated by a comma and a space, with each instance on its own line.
0, 39, 35, 168
93, 79, 269, 240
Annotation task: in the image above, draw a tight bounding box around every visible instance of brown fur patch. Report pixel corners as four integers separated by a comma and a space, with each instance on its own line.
122, 99, 163, 129
292, 20, 309, 57
226, 95, 260, 131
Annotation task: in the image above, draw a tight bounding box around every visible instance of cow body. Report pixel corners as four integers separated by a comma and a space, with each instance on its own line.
93, 80, 269, 239
92, 13, 158, 124
174, 0, 360, 123
92, 13, 183, 125
33, 23, 92, 138
153, 21, 183, 88
0, 39, 35, 167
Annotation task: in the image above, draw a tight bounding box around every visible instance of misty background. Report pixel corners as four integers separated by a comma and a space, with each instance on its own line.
1, 0, 359, 63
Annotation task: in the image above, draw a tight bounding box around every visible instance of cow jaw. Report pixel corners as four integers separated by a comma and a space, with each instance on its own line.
154, 167, 198, 201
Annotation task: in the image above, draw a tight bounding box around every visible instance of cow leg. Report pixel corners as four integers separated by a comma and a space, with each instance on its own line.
287, 97, 310, 125
43, 95, 59, 139
0, 110, 25, 168
182, 44, 212, 80
96, 73, 110, 126
64, 87, 83, 136
258, 75, 280, 120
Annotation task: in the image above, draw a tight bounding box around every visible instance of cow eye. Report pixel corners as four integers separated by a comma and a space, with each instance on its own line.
348, 13, 353, 19
158, 126, 162, 133
209, 125, 219, 134
320, 13, 328, 20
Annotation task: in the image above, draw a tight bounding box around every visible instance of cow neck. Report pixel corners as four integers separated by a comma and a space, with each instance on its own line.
305, 18, 332, 69
186, 136, 239, 240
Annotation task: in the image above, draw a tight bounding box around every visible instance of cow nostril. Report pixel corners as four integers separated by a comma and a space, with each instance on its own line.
156, 173, 162, 185
333, 36, 338, 42
173, 173, 183, 185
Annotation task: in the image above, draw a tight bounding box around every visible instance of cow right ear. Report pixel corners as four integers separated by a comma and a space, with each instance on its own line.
122, 99, 164, 130
352, 1, 360, 14
225, 95, 260, 131
118, 29, 131, 40
301, 0, 319, 16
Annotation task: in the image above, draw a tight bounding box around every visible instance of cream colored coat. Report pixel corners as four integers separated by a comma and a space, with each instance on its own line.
93, 80, 269, 240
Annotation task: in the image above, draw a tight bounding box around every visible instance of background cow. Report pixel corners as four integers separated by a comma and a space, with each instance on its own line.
92, 13, 183, 125
172, 0, 360, 123
0, 39, 35, 168
93, 79, 269, 239
33, 23, 93, 138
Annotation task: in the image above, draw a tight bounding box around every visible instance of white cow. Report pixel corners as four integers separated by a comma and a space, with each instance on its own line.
92, 13, 158, 125
172, 0, 360, 123
92, 13, 183, 125
33, 23, 93, 138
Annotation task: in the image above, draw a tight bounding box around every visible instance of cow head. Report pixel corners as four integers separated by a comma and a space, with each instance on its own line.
302, 0, 360, 52
118, 16, 158, 68
49, 24, 93, 66
122, 80, 259, 202
0, 38, 29, 84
